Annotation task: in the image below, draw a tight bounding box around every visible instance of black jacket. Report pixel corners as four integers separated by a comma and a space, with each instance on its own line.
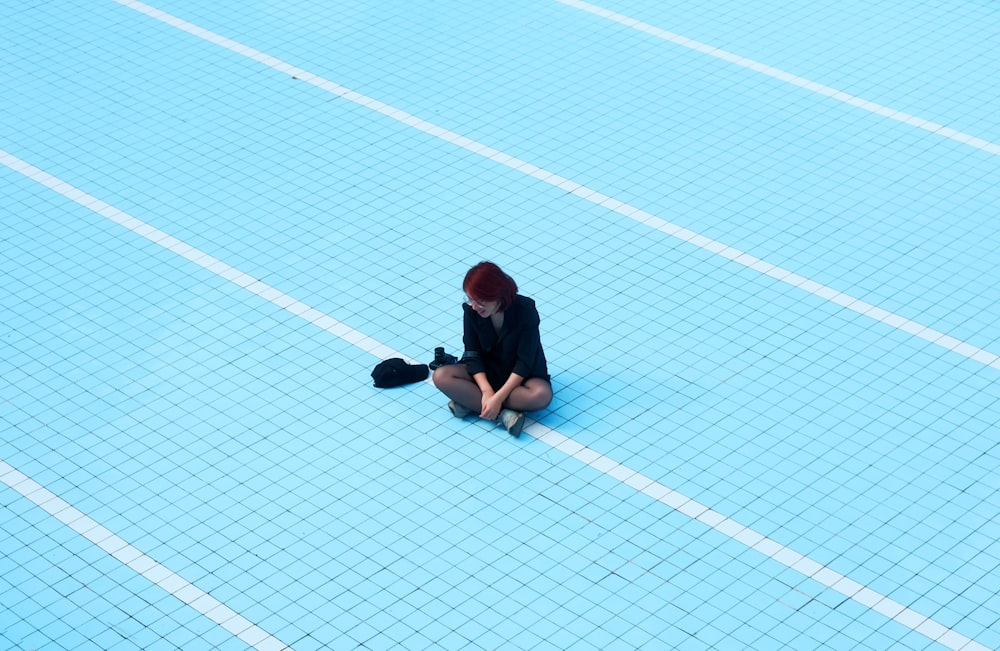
462, 295, 549, 390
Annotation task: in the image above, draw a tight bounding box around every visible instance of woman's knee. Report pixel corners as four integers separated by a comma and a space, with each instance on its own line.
431, 365, 451, 389
523, 380, 553, 410
432, 363, 469, 389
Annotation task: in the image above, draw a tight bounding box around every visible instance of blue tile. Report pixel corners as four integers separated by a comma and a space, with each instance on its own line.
4, 0, 1000, 649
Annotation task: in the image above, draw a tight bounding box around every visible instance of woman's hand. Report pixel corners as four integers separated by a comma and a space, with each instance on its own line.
480, 392, 504, 420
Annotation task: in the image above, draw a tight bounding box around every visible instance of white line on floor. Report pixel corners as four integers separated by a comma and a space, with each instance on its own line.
1, 148, 988, 651
555, 0, 1000, 158
109, 0, 1000, 373
0, 460, 292, 651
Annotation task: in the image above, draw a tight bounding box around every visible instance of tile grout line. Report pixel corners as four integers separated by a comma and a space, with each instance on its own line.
525, 422, 991, 651
1, 149, 989, 651
110, 0, 1000, 374
555, 0, 1000, 158
0, 152, 407, 365
0, 459, 292, 651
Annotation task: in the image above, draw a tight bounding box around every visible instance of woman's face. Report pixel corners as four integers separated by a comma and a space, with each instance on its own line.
467, 296, 500, 318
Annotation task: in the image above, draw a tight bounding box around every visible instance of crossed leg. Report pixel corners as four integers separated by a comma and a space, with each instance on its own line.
432, 363, 552, 416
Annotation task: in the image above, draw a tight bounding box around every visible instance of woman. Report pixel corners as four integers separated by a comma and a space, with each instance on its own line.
432, 261, 552, 437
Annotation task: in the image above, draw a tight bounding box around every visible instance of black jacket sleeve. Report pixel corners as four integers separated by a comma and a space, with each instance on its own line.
510, 301, 541, 378
461, 303, 486, 377
461, 296, 548, 386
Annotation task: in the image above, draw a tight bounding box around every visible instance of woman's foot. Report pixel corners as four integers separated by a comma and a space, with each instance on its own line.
498, 409, 525, 437
448, 400, 474, 418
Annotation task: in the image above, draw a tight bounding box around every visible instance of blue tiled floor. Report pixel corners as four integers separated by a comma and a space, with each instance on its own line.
2, 0, 999, 649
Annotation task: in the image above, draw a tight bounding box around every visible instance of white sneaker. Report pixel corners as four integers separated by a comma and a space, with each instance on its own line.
448, 400, 474, 418
498, 409, 525, 437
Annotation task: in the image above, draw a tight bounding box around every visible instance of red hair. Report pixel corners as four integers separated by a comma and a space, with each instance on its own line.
464, 261, 518, 311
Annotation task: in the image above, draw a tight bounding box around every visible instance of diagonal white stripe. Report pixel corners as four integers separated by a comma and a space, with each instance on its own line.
2, 148, 990, 651
108, 0, 1000, 373
524, 424, 988, 651
0, 460, 292, 651
0, 151, 406, 366
555, 0, 1000, 157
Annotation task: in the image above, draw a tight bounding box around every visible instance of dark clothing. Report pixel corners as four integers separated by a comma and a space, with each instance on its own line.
462, 295, 550, 391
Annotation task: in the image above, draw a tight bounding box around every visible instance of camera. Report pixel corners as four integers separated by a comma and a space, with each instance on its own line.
429, 347, 458, 370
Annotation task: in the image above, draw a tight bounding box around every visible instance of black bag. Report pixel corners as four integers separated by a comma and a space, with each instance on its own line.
371, 358, 429, 388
